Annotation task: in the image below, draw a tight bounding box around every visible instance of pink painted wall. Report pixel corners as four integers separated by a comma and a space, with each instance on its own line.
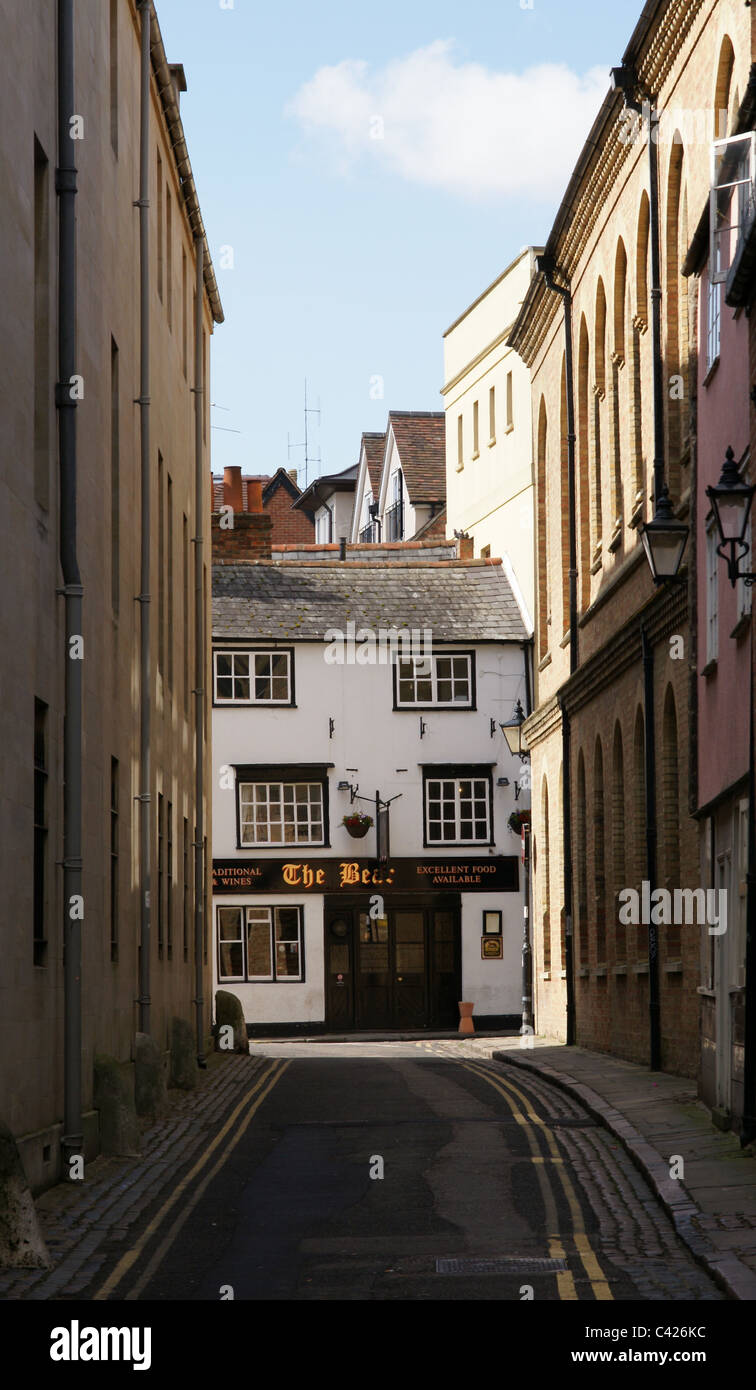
696, 267, 751, 811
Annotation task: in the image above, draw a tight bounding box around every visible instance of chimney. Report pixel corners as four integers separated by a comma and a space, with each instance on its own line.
456, 531, 474, 561
247, 478, 264, 514
223, 465, 243, 514
287, 468, 298, 486
168, 63, 187, 110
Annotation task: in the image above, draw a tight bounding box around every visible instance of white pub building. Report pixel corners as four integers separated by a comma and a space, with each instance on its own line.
211, 547, 531, 1035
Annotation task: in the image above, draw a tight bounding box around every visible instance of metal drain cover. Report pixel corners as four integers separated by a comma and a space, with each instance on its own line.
435, 1256, 567, 1276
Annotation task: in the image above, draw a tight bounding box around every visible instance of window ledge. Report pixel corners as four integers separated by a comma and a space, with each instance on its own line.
488, 436, 496, 448
633, 962, 649, 975
701, 658, 718, 679
559, 969, 567, 979
613, 964, 628, 975
731, 612, 752, 642
559, 630, 571, 650
578, 966, 590, 978
593, 964, 608, 978
663, 960, 684, 974
703, 356, 720, 387
456, 463, 464, 473
538, 652, 552, 672
471, 450, 480, 461
505, 423, 514, 435
697, 986, 716, 997
540, 971, 551, 981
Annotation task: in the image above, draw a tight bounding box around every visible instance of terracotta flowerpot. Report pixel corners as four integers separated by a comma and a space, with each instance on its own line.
458, 1001, 475, 1036
344, 820, 371, 839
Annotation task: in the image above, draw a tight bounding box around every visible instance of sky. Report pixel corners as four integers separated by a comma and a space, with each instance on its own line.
155, 0, 646, 485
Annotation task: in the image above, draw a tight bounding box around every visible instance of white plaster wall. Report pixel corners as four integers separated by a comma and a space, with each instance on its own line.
461, 891, 522, 1018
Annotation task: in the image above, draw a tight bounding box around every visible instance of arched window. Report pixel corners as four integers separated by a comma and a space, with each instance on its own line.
612, 723, 626, 962
594, 737, 606, 963
662, 686, 681, 956
537, 396, 549, 660
632, 196, 650, 516
633, 707, 646, 962
592, 280, 607, 565
560, 354, 570, 635
542, 777, 551, 973
714, 36, 735, 139
576, 751, 589, 967
577, 315, 591, 612
559, 760, 566, 972
610, 241, 628, 537
665, 137, 687, 500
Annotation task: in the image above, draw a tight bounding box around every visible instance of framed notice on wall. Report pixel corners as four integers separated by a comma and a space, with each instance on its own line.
481, 936, 503, 960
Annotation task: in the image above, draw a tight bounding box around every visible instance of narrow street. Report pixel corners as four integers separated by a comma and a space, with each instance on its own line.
87, 1045, 722, 1303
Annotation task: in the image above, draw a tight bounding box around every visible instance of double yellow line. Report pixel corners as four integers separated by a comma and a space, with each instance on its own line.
459, 1059, 613, 1301
93, 1059, 290, 1301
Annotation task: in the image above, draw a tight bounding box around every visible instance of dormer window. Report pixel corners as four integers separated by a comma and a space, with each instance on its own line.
385, 469, 404, 541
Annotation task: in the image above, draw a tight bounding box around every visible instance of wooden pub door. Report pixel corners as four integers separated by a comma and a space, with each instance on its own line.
324, 897, 461, 1031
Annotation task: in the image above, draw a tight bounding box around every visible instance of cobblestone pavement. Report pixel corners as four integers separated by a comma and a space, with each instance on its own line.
0, 1054, 266, 1300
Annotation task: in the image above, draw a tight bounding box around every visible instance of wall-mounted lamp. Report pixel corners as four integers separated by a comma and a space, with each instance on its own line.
501, 700, 530, 762
419, 718, 427, 739
640, 486, 689, 585
706, 445, 756, 587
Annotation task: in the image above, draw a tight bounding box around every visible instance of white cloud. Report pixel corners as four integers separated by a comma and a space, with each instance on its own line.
286, 40, 609, 202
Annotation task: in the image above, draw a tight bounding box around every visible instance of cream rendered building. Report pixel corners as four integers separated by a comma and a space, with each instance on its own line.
442, 248, 541, 630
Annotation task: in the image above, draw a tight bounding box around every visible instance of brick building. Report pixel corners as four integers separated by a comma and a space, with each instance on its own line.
212, 465, 315, 547
509, 0, 751, 1080
0, 0, 221, 1189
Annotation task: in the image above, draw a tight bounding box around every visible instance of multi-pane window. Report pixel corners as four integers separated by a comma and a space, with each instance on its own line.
707, 273, 721, 370
396, 653, 473, 707
239, 782, 324, 845
315, 510, 331, 543
217, 905, 303, 981
706, 521, 719, 663
473, 400, 479, 455
488, 385, 496, 443
425, 775, 491, 844
214, 650, 292, 704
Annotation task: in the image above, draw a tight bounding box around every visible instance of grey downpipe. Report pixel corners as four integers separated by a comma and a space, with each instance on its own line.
56, 0, 83, 1171
137, 0, 151, 1034
193, 237, 206, 1067
641, 625, 661, 1070
559, 697, 576, 1046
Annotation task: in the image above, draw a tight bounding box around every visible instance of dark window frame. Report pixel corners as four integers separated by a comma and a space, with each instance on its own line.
420, 763, 495, 849
212, 646, 296, 707
234, 763, 332, 850
216, 903, 306, 983
392, 649, 477, 710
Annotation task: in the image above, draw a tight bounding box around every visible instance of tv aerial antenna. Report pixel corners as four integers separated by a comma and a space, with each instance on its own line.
287, 379, 321, 489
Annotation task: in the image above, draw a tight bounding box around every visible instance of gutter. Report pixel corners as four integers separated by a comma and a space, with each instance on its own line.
56, 0, 83, 1172
148, 3, 223, 324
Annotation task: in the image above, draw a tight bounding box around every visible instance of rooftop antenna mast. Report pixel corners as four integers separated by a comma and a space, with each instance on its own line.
286, 379, 321, 489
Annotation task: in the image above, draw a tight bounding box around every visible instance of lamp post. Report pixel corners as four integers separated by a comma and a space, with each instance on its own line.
502, 700, 533, 1036
707, 446, 756, 1145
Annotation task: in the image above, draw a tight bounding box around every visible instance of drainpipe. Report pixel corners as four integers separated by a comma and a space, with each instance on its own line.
641, 625, 661, 1070
56, 0, 83, 1172
136, 0, 151, 1035
193, 236, 207, 1067
741, 620, 756, 1144
537, 255, 577, 1045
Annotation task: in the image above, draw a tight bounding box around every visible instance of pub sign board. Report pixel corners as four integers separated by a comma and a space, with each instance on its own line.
212, 856, 519, 894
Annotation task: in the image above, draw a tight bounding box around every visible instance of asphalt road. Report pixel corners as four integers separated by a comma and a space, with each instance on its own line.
93, 1043, 724, 1302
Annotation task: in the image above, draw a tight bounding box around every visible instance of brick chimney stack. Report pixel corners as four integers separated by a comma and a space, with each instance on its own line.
223, 465, 243, 514
247, 478, 263, 513
456, 532, 474, 561
212, 469, 273, 561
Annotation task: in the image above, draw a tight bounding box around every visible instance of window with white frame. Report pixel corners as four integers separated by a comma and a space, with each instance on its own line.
315, 509, 331, 543
423, 771, 492, 844
239, 780, 324, 845
710, 132, 756, 283
214, 649, 292, 704
217, 904, 303, 981
395, 652, 473, 707
706, 520, 719, 663
707, 271, 721, 371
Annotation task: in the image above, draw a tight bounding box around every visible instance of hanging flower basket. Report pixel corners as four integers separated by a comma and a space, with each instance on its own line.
342, 812, 374, 839
508, 809, 531, 836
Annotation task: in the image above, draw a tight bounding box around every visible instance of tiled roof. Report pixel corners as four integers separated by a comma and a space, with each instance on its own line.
389, 411, 446, 504
212, 559, 527, 643
362, 432, 385, 495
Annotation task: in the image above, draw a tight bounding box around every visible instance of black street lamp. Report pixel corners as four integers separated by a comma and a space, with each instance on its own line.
706, 446, 756, 587
640, 486, 689, 584
501, 699, 530, 760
